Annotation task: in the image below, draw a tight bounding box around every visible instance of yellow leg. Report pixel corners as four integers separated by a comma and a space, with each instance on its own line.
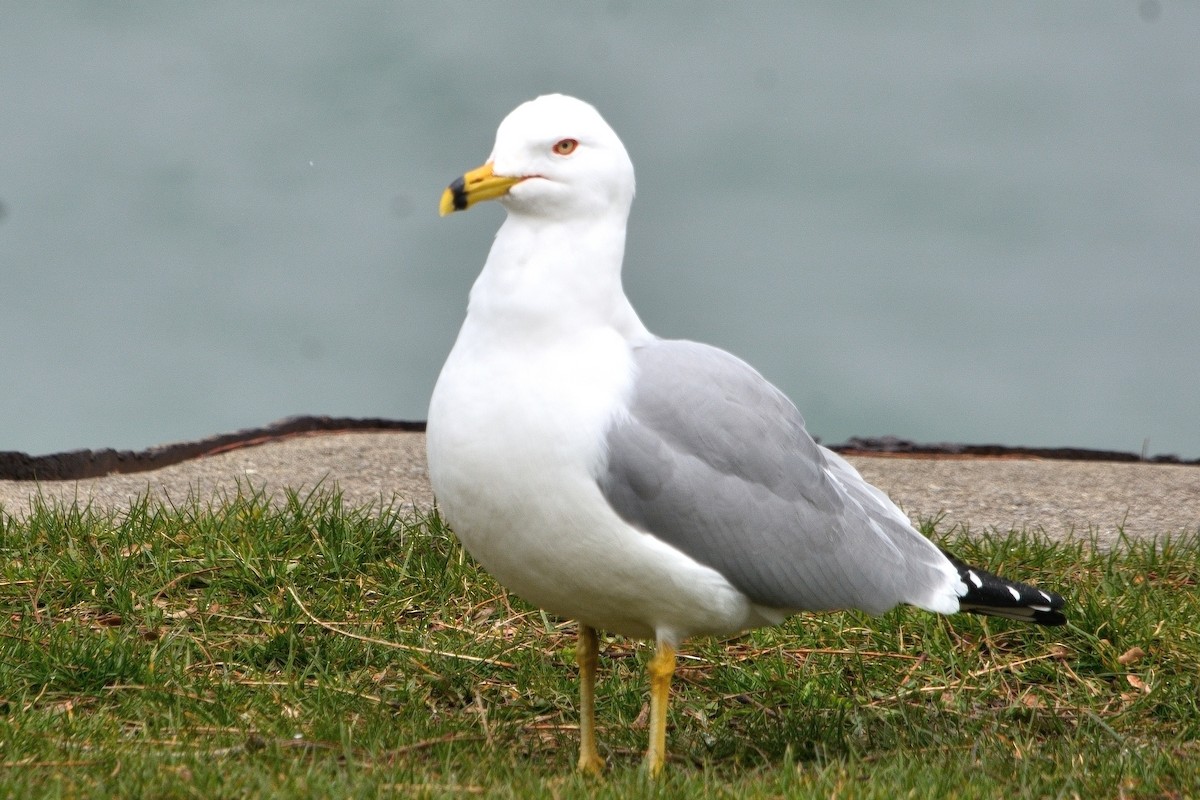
575, 625, 605, 774
645, 640, 676, 776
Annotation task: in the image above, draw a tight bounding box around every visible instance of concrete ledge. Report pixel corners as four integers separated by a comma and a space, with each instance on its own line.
2, 427, 1197, 546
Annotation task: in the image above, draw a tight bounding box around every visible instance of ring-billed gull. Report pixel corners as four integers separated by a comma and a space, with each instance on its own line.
427, 93, 1065, 775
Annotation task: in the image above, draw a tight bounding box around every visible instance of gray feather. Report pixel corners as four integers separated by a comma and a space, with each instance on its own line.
599, 339, 954, 615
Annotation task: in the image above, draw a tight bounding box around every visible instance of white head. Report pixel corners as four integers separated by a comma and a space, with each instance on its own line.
440, 94, 636, 222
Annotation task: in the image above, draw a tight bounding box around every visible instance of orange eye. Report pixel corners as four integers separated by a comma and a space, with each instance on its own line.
552, 138, 579, 156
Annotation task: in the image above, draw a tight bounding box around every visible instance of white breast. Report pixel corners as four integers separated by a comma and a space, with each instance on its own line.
426, 322, 762, 642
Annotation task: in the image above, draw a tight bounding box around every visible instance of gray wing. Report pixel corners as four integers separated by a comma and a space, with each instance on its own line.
598, 339, 954, 615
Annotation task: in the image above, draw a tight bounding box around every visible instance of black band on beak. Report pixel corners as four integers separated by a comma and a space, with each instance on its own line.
449, 176, 469, 211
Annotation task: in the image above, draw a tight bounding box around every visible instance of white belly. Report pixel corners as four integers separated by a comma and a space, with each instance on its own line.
426, 325, 763, 643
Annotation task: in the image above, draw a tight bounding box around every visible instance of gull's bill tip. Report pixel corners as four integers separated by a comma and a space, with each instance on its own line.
439, 161, 523, 216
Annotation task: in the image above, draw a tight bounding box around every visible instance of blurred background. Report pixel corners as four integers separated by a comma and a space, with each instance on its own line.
2, 2, 1198, 458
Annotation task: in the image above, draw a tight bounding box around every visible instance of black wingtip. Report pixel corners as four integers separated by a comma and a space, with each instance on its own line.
941, 547, 1067, 627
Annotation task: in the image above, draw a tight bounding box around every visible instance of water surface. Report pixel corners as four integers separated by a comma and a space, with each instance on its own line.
2, 3, 1197, 458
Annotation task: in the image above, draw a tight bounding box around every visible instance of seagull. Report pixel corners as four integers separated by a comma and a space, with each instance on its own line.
427, 93, 1065, 775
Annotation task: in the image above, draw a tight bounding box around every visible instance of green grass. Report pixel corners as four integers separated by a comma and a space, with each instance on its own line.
1, 487, 1197, 798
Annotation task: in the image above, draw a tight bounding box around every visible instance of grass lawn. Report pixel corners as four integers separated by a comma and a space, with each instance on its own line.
1, 487, 1197, 798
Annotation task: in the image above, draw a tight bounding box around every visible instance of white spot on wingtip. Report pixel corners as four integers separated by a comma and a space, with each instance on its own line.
1007, 586, 1022, 602
968, 570, 984, 588
1039, 590, 1052, 602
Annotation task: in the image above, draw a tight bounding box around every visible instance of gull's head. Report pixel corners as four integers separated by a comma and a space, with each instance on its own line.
439, 94, 635, 221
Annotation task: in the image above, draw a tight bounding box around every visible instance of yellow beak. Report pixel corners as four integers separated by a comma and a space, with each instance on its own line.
439, 162, 525, 216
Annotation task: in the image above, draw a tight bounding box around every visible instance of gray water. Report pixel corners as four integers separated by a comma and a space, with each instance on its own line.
3, 2, 1198, 459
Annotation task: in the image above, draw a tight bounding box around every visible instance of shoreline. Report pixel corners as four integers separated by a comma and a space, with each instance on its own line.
2, 416, 1195, 483
2, 427, 1197, 547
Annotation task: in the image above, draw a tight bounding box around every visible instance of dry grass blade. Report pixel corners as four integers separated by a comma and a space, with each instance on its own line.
286, 586, 516, 670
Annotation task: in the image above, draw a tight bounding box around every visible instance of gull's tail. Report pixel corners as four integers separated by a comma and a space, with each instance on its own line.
941, 548, 1067, 626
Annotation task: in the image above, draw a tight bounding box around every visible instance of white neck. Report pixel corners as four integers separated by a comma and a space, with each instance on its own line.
464, 210, 650, 343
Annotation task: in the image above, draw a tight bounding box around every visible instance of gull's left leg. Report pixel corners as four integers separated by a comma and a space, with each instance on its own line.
644, 639, 676, 776
576, 624, 605, 774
